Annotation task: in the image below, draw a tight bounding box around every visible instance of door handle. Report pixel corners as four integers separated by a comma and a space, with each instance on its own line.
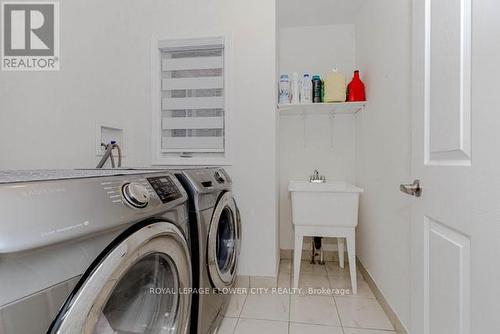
400, 179, 422, 197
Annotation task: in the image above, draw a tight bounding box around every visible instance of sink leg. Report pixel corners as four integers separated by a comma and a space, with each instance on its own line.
338, 237, 345, 268
346, 230, 357, 294
310, 239, 316, 264
319, 248, 325, 265
293, 233, 303, 289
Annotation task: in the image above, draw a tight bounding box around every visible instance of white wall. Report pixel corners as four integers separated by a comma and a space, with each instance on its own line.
279, 24, 356, 250
278, 0, 365, 28
354, 0, 412, 329
0, 0, 278, 277
279, 25, 356, 79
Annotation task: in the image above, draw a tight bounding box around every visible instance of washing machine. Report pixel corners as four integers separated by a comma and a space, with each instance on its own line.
175, 168, 241, 334
0, 169, 192, 334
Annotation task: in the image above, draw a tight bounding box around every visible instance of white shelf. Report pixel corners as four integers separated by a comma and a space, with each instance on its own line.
278, 102, 366, 116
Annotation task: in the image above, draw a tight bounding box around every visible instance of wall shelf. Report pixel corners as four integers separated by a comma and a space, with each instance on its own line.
278, 101, 366, 116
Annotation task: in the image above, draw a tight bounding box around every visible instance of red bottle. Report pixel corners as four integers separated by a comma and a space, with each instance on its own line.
346, 70, 366, 102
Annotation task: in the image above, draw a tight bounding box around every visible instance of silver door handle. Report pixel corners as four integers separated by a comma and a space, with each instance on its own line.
400, 179, 422, 197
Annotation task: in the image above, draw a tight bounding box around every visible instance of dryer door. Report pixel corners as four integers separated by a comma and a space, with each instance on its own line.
207, 192, 241, 289
47, 221, 191, 334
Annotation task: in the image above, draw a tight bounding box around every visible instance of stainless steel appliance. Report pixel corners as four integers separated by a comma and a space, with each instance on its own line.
0, 169, 192, 334
175, 168, 241, 334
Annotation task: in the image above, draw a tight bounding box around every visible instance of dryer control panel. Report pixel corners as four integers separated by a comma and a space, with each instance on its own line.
147, 176, 182, 203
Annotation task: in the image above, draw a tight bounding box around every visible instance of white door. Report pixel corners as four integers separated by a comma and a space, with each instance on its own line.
410, 0, 500, 333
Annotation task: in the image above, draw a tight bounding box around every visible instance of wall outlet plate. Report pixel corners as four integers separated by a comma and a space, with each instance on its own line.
96, 124, 124, 156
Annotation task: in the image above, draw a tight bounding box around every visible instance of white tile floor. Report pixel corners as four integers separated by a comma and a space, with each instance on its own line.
220, 259, 397, 334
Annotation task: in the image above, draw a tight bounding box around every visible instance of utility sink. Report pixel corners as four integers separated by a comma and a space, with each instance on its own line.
289, 180, 363, 291
288, 181, 364, 227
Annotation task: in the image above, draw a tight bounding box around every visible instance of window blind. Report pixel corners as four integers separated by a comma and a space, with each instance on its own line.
160, 40, 225, 153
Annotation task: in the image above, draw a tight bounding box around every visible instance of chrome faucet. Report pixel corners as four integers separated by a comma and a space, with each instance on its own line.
96, 141, 122, 168
309, 169, 326, 183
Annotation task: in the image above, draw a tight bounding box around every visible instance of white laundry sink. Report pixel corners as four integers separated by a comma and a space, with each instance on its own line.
288, 181, 364, 227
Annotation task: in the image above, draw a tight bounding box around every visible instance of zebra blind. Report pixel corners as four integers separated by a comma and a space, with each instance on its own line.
160, 38, 225, 154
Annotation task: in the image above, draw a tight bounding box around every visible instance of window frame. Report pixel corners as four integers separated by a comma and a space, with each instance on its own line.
151, 34, 232, 166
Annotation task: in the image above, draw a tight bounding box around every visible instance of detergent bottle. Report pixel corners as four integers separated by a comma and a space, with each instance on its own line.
324, 68, 346, 103
346, 70, 366, 102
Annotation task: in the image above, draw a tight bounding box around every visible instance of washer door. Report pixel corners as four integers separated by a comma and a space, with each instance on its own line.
207, 192, 241, 289
47, 222, 191, 334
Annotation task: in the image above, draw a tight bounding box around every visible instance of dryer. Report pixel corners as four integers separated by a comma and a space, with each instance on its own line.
0, 169, 192, 334
175, 168, 241, 334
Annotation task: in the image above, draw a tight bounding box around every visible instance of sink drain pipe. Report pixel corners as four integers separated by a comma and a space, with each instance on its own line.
310, 237, 324, 264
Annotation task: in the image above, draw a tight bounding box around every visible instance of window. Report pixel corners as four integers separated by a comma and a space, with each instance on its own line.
152, 37, 229, 165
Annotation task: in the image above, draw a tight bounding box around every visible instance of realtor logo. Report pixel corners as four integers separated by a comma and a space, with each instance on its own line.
1, 1, 59, 71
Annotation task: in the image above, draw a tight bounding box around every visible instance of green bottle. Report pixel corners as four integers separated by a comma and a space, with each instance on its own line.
320, 79, 325, 102
312, 75, 322, 103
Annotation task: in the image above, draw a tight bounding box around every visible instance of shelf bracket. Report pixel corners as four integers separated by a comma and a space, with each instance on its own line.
329, 113, 335, 149
356, 103, 366, 113
302, 113, 308, 148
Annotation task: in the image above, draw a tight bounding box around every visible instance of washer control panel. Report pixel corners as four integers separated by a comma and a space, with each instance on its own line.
147, 176, 182, 203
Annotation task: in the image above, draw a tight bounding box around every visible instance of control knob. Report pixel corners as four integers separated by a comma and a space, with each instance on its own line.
122, 182, 150, 208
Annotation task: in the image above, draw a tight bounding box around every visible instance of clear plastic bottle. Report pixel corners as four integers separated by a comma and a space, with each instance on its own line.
279, 74, 290, 104
301, 73, 312, 103
291, 72, 300, 104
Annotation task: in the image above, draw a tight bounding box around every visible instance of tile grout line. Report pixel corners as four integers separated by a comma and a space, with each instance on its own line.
236, 316, 290, 323
287, 262, 292, 334
231, 277, 249, 334
234, 285, 246, 333
328, 262, 346, 331
333, 296, 346, 333
343, 325, 397, 332
326, 262, 342, 324
289, 320, 345, 327
232, 317, 239, 334
237, 288, 249, 318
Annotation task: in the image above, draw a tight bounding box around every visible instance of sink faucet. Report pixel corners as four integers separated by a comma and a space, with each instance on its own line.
309, 169, 326, 183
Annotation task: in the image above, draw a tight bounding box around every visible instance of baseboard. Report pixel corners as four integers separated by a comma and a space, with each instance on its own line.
357, 259, 409, 334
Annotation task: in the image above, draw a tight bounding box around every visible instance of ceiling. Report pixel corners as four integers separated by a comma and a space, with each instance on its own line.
277, 0, 366, 27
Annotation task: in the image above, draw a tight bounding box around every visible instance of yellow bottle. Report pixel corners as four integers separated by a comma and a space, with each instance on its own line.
324, 68, 346, 103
